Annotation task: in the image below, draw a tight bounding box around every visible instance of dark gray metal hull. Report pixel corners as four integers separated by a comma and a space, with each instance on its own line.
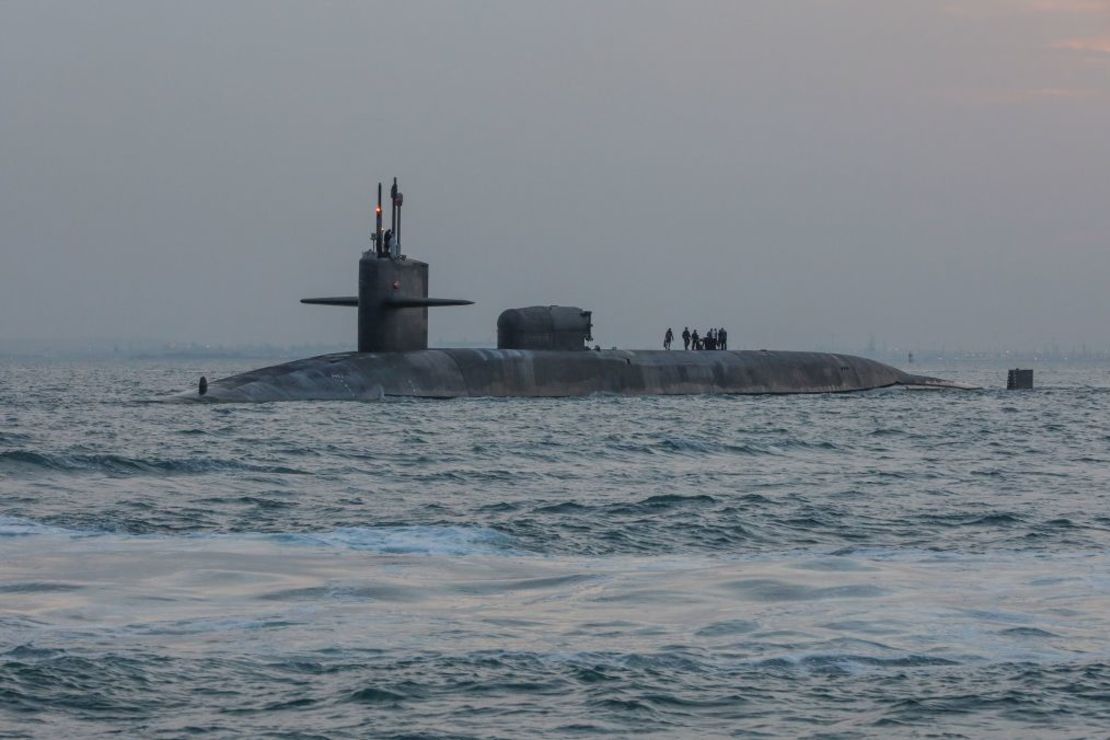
181, 349, 971, 402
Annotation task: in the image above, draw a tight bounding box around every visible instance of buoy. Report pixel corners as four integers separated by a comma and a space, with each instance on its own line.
199, 376, 208, 396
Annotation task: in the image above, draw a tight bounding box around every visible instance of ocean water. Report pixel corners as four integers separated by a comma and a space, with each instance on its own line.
2, 359, 1110, 738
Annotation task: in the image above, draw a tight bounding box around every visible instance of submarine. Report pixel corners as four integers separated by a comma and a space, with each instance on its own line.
181, 179, 973, 402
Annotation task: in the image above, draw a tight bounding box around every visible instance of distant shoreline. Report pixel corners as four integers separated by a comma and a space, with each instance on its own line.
2, 344, 1109, 367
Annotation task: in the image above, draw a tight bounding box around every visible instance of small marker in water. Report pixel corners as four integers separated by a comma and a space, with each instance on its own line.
199, 376, 208, 396
1007, 369, 1033, 390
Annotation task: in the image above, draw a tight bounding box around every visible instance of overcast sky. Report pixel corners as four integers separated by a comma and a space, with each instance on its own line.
1, 0, 1108, 352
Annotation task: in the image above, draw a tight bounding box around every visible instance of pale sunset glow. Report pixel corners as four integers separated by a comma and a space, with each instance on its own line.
1029, 0, 1110, 12
1054, 35, 1110, 52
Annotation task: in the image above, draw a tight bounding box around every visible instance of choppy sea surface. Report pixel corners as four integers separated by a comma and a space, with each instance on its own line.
2, 359, 1110, 738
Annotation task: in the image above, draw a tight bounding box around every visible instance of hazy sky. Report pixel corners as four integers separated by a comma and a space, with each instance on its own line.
2, 1, 1108, 351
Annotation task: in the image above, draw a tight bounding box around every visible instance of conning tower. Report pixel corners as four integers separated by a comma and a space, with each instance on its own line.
301, 179, 472, 352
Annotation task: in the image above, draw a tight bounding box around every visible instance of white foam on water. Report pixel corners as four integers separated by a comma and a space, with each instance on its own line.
0, 515, 77, 538
0, 515, 516, 556
259, 525, 517, 556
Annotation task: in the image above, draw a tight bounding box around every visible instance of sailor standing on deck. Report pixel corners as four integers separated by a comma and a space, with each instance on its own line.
682, 327, 691, 350
664, 328, 673, 350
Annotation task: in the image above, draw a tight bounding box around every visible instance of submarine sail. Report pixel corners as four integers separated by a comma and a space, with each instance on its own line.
299, 179, 473, 353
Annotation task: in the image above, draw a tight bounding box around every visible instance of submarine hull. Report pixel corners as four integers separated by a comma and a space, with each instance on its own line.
182, 349, 970, 402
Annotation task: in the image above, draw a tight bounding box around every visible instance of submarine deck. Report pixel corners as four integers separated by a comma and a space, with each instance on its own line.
181, 349, 973, 402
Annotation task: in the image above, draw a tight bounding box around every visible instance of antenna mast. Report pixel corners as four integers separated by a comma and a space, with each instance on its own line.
390, 178, 397, 248
392, 178, 403, 257
375, 182, 384, 256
